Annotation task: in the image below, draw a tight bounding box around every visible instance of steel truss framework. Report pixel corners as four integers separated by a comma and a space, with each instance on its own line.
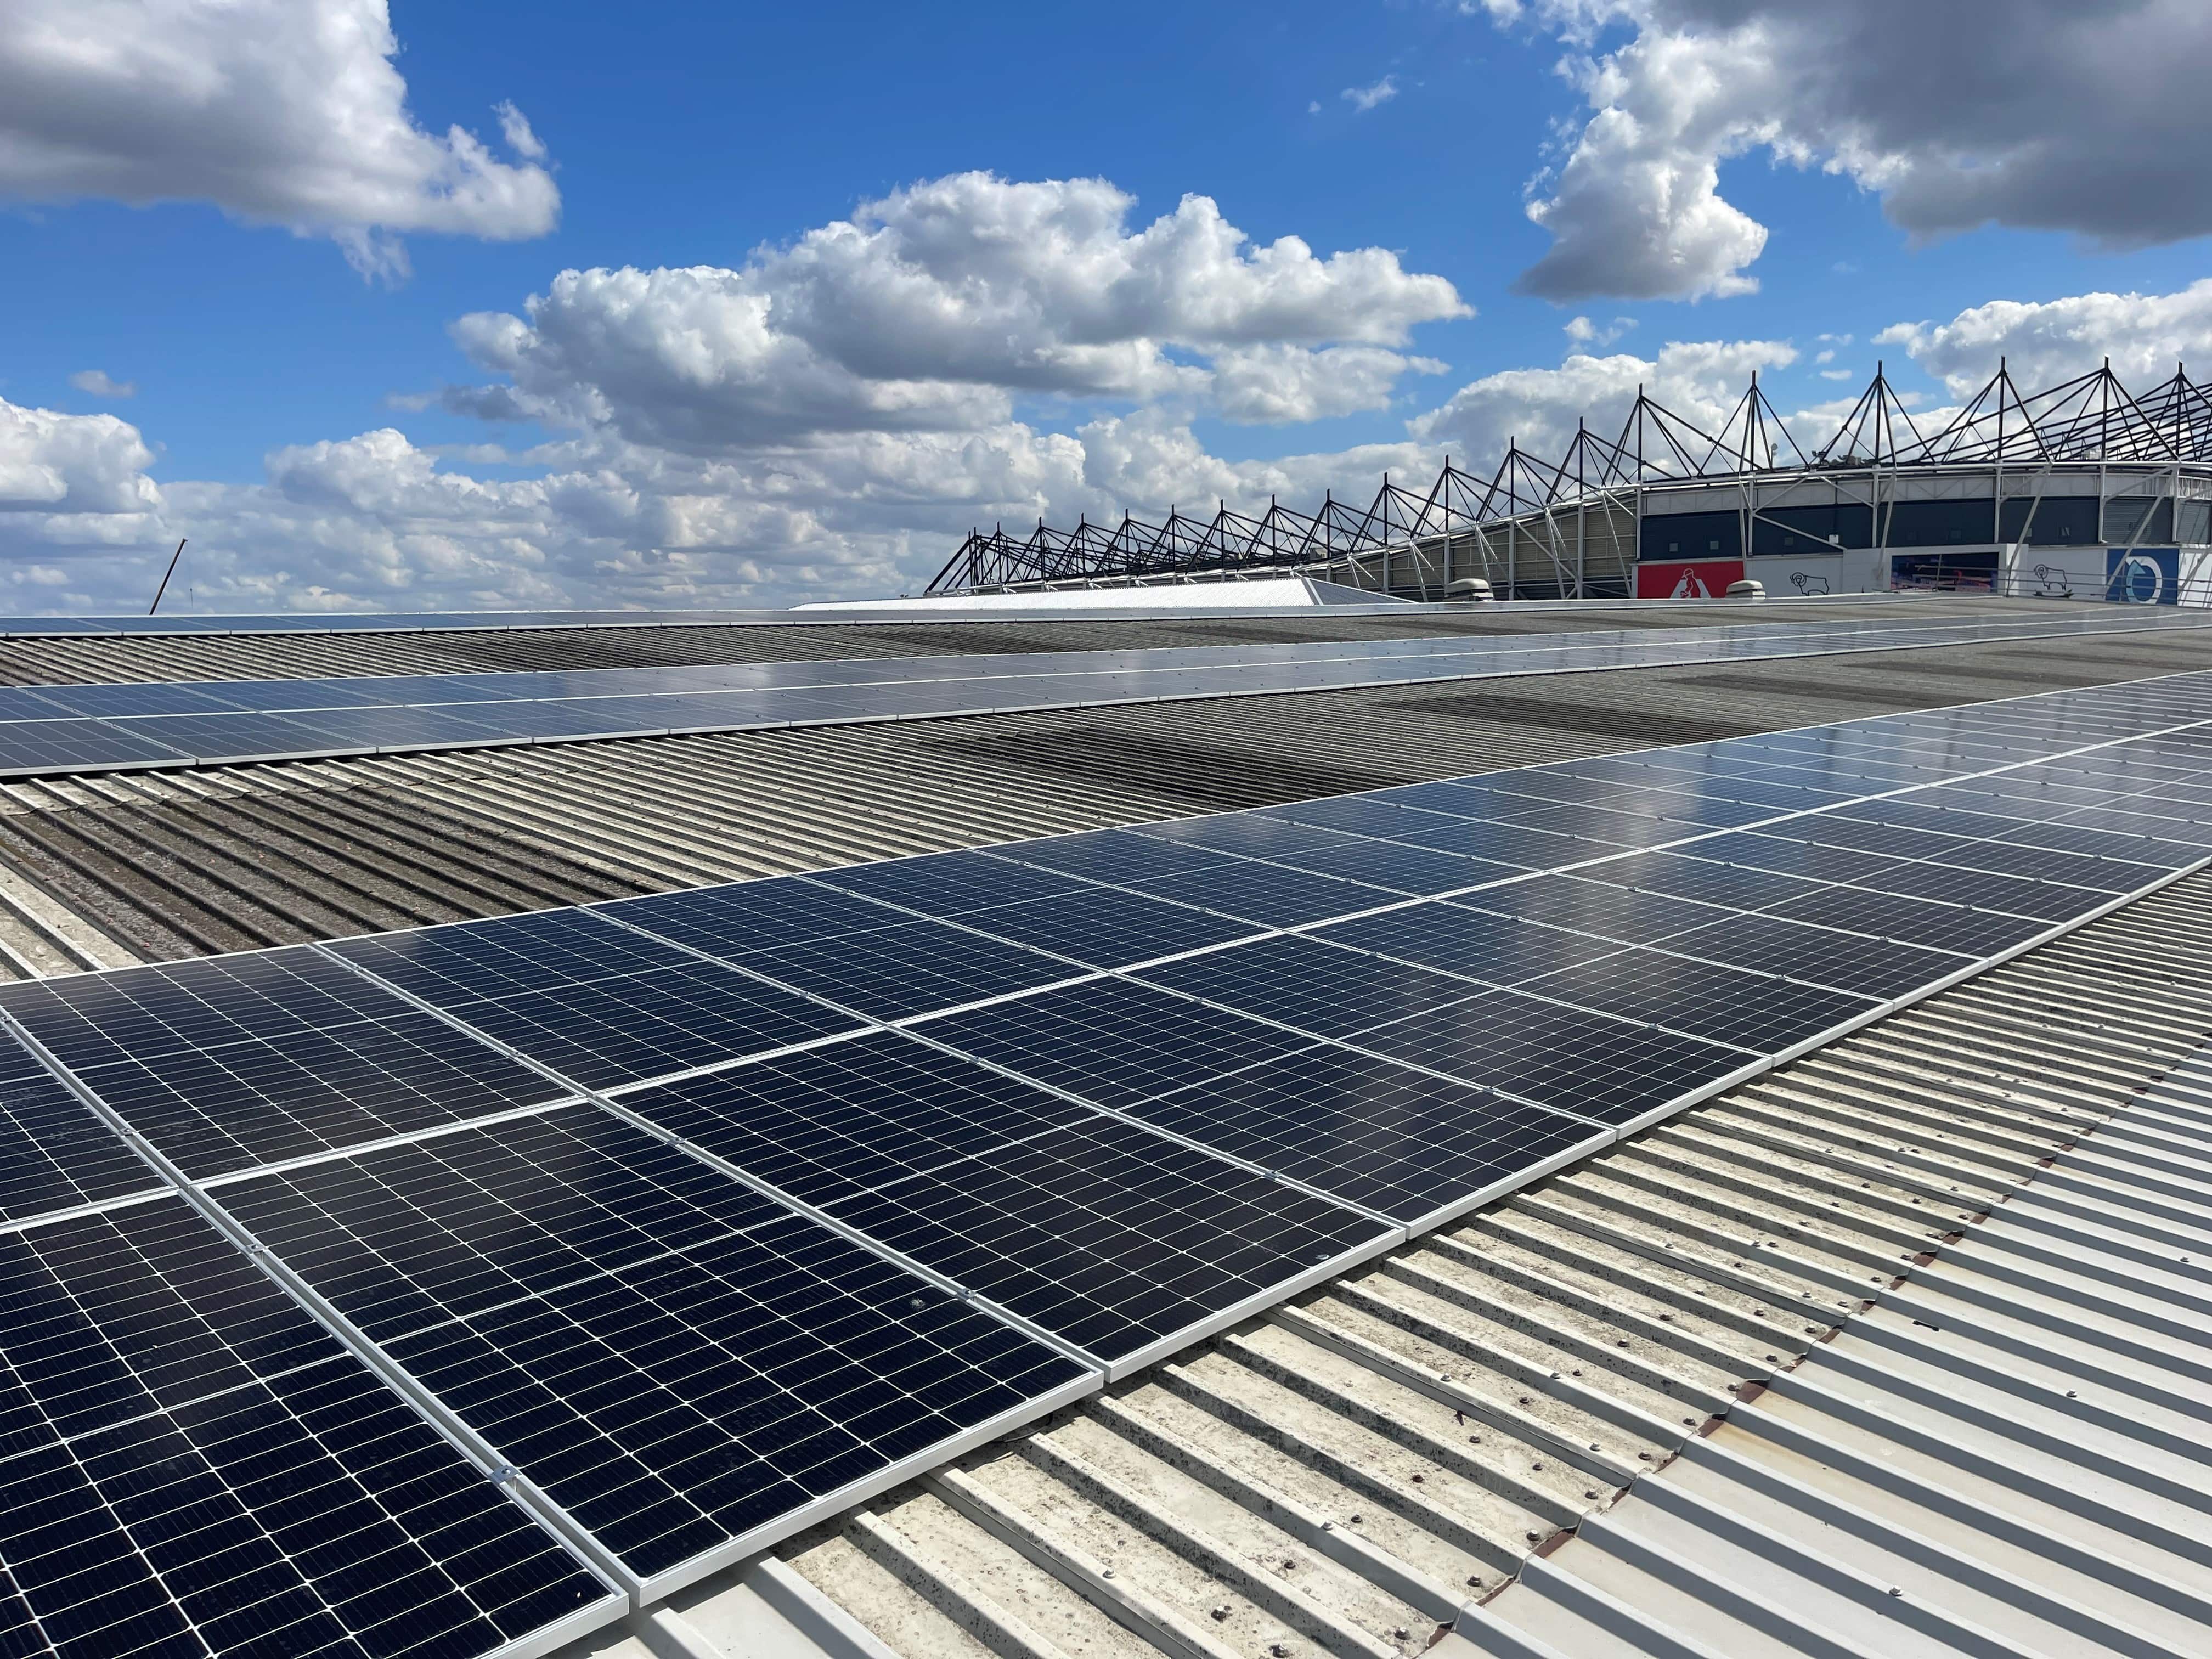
926, 361, 2212, 599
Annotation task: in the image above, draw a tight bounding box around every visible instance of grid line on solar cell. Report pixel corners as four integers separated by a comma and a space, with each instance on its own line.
324, 913, 864, 1092
1133, 933, 1492, 1040
0, 951, 572, 1182
1513, 948, 1876, 1051
941, 887, 1263, 968
0, 1199, 608, 1659
612, 1031, 1387, 1361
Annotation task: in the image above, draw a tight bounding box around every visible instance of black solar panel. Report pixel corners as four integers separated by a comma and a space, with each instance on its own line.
1656, 913, 1971, 998
1315, 901, 1626, 984
1002, 828, 1241, 885
1516, 947, 1876, 1051
952, 886, 1263, 967
0, 719, 190, 774
1121, 1044, 1604, 1223
0, 1199, 609, 1658
617, 1034, 1384, 1361
1758, 885, 2051, 955
1353, 989, 1746, 1126
916, 979, 1312, 1108
1134, 933, 1489, 1040
328, 911, 863, 1091
596, 876, 914, 962
0, 1029, 160, 1224
1271, 837, 1522, 894
216, 1108, 1090, 1582
1461, 874, 1727, 944
0, 949, 569, 1180
1120, 860, 1397, 927
718, 919, 1086, 1021
814, 850, 1091, 915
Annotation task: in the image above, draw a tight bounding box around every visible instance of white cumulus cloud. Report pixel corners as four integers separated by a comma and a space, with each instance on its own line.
0, 0, 558, 280
1488, 1, 2212, 301
1341, 76, 1401, 112
68, 370, 137, 399
1878, 279, 2212, 397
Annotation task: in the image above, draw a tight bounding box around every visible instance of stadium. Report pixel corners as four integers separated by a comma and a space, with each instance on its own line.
929, 361, 2212, 607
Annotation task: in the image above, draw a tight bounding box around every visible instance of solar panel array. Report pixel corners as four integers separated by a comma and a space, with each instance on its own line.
4, 667, 2212, 1654
0, 608, 2205, 777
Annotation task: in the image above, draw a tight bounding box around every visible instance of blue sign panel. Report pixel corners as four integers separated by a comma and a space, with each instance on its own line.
2105, 547, 2181, 603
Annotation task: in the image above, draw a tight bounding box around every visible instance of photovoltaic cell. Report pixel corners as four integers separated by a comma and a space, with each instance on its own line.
916, 979, 1312, 1108
952, 887, 1263, 967
0, 1198, 607, 1658
714, 919, 1084, 1022
0, 1028, 161, 1226
217, 1110, 1088, 1581
1757, 885, 2051, 956
328, 910, 863, 1090
1460, 874, 1728, 944
1134, 934, 1488, 1040
1270, 837, 1521, 895
1121, 1044, 1604, 1223
999, 829, 1241, 885
1656, 913, 1970, 999
617, 1034, 1385, 1361
1119, 861, 1398, 927
812, 850, 1091, 916
1354, 989, 1746, 1126
1314, 901, 1625, 984
1516, 947, 1876, 1051
0, 949, 569, 1180
596, 877, 915, 962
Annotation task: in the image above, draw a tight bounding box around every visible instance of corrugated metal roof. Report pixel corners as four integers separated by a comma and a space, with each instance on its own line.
565, 866, 2212, 1659
0, 623, 2198, 977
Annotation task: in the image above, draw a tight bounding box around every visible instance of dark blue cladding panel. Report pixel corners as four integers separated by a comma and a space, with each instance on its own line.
1121, 1045, 1604, 1223
0, 948, 568, 1180
329, 909, 863, 1090
615, 1033, 1385, 1362
0, 1199, 607, 1659
218, 1108, 1089, 1583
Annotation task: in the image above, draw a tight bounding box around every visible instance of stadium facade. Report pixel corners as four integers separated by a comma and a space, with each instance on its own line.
928, 361, 2212, 606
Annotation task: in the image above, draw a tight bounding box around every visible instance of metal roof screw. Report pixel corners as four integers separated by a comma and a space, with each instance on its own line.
1102, 1568, 1116, 1579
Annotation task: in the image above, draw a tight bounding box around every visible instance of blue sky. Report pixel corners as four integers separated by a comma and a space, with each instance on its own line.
6, 0, 2212, 611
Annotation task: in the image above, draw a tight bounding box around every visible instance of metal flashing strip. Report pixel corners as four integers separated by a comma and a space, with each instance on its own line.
0, 608, 2205, 780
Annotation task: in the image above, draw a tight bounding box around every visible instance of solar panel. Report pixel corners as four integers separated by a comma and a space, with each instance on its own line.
1514, 947, 1876, 1051
0, 719, 189, 774
690, 916, 1086, 1021
212, 1107, 1091, 1583
1118, 860, 1398, 927
0, 1028, 161, 1226
597, 875, 916, 961
0, 948, 569, 1180
1353, 990, 1746, 1127
1135, 933, 1491, 1040
915, 978, 1313, 1108
614, 1032, 1389, 1363
0, 1198, 611, 1658
1315, 901, 1626, 983
325, 910, 865, 1091
811, 849, 1092, 915
1118, 1045, 1605, 1224
1756, 885, 2051, 956
946, 886, 1263, 967
1654, 913, 1971, 999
